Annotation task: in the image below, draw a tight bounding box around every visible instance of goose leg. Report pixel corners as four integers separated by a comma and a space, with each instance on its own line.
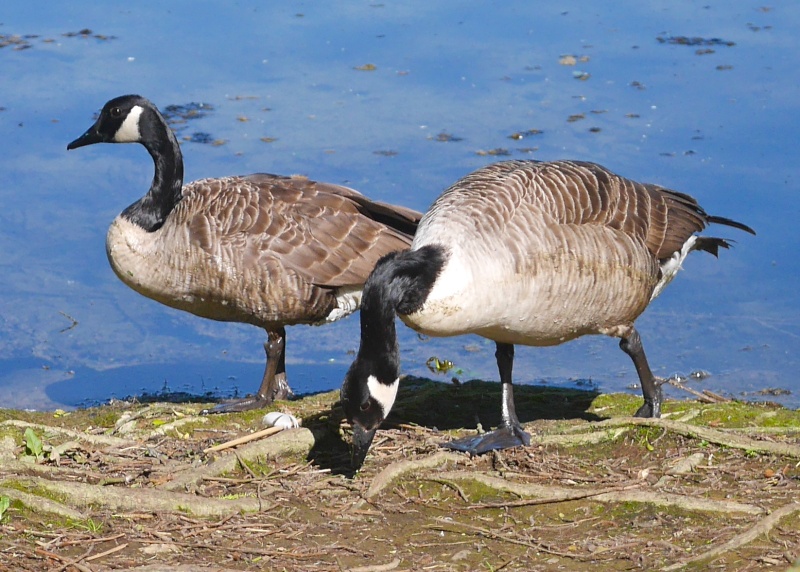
443, 342, 531, 454
205, 327, 294, 414
619, 326, 662, 418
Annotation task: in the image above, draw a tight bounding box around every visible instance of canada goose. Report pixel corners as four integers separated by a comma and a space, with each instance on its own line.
341, 159, 754, 467
67, 94, 421, 412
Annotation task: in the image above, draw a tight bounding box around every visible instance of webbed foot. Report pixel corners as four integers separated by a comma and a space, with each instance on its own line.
202, 374, 293, 414
442, 424, 531, 455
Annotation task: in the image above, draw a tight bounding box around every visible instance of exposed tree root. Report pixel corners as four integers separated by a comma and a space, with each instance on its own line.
162, 427, 315, 492
534, 427, 629, 446
364, 451, 464, 500
13, 477, 262, 517
433, 471, 764, 515
662, 502, 800, 570
1, 420, 137, 448
365, 453, 764, 514
0, 485, 87, 521
571, 417, 800, 458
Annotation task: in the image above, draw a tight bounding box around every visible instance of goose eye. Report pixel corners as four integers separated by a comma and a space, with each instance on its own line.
359, 401, 371, 412
110, 107, 122, 118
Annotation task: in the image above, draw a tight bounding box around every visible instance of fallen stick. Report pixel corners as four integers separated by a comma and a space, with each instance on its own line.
203, 426, 283, 453
702, 389, 730, 402
33, 547, 93, 572
665, 379, 718, 403
84, 542, 128, 562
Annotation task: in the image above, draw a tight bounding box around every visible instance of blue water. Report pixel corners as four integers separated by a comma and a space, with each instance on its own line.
1, 1, 798, 410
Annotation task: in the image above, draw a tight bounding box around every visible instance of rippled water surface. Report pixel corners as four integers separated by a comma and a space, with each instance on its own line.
1, 1, 798, 410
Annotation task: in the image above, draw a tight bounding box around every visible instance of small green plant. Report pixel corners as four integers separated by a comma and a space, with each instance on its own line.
70, 518, 103, 533
23, 428, 44, 461
0, 496, 10, 521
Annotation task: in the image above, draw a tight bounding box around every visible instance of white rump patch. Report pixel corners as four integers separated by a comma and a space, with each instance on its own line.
367, 375, 399, 416
114, 105, 144, 143
652, 235, 697, 301
325, 286, 362, 323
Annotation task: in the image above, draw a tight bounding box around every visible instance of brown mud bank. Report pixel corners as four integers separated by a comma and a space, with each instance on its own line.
1, 378, 799, 571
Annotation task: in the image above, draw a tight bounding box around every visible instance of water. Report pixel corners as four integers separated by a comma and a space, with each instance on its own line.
1, 1, 798, 410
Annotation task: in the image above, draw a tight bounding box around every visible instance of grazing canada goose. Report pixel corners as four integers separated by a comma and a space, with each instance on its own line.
67, 94, 421, 412
342, 159, 754, 467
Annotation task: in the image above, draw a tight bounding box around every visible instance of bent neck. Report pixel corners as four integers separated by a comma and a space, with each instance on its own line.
121, 109, 184, 232
354, 245, 448, 382
357, 272, 402, 382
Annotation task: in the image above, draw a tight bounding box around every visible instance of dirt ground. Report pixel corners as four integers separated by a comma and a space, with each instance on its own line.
1, 378, 799, 572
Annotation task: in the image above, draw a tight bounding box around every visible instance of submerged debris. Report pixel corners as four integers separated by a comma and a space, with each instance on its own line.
475, 148, 511, 157
162, 102, 215, 128
508, 128, 543, 140
656, 35, 735, 47
2, 29, 118, 52
559, 54, 590, 66
431, 131, 463, 143
185, 132, 214, 144
754, 387, 792, 396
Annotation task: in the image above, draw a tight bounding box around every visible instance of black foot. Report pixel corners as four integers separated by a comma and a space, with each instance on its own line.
442, 425, 531, 455
202, 374, 294, 414
634, 383, 663, 418
202, 395, 276, 414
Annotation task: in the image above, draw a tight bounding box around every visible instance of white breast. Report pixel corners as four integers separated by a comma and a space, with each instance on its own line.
405, 219, 658, 347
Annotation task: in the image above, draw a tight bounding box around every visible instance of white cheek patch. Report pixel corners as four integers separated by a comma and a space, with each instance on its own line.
367, 375, 399, 416
114, 105, 144, 142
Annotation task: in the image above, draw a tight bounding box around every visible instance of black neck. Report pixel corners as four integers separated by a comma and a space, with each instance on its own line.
355, 245, 447, 381
121, 110, 184, 232
357, 262, 402, 382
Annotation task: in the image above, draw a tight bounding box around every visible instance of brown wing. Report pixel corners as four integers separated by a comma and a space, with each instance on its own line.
178, 173, 420, 288
467, 160, 751, 262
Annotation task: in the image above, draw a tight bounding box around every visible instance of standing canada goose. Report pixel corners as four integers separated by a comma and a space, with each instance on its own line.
67, 94, 421, 412
342, 159, 754, 467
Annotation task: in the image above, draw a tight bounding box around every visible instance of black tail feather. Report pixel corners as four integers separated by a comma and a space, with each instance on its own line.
694, 237, 733, 258
707, 215, 756, 235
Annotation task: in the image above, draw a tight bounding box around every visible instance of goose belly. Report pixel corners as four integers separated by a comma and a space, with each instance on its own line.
404, 230, 659, 346
105, 217, 338, 327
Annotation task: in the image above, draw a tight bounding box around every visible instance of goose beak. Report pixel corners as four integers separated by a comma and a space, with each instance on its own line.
67, 124, 103, 150
351, 423, 378, 470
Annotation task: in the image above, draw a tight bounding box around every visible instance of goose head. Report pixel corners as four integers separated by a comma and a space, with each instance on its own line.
340, 246, 447, 468
67, 94, 154, 149
341, 359, 400, 469
67, 94, 184, 232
